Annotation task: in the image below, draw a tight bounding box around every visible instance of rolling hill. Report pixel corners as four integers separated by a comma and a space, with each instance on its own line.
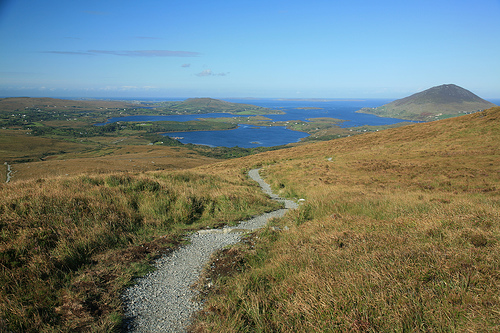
169, 97, 280, 115
0, 97, 135, 111
0, 96, 277, 115
357, 84, 497, 121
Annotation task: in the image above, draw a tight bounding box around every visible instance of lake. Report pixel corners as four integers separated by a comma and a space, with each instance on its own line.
166, 124, 310, 148
97, 99, 409, 148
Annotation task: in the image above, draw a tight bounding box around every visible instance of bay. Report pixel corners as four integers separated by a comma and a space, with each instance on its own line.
223, 98, 407, 127
96, 99, 410, 148
165, 124, 309, 148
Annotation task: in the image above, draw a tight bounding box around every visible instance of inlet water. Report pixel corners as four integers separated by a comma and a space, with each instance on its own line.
97, 99, 409, 147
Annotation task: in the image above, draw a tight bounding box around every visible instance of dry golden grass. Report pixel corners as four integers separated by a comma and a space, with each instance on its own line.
0, 129, 85, 163
192, 107, 500, 332
1, 128, 218, 183
0, 164, 6, 184
2, 105, 500, 332
9, 145, 218, 182
0, 168, 281, 332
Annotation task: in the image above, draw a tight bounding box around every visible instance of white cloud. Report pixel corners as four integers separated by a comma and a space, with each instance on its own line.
196, 69, 229, 77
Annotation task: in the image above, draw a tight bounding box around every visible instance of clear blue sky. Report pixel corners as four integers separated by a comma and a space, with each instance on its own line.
1, 0, 499, 99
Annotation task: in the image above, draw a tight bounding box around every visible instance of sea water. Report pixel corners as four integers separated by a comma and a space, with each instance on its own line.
96, 99, 409, 148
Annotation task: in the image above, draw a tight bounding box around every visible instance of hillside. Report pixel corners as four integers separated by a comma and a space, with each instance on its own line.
1, 106, 499, 331
357, 84, 497, 121
192, 106, 500, 331
0, 97, 135, 112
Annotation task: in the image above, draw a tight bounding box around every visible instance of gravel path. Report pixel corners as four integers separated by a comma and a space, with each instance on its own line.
122, 168, 297, 332
4, 162, 13, 183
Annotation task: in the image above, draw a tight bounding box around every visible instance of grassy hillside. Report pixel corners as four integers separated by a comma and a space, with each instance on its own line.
0, 169, 281, 332
191, 107, 500, 332
1, 106, 499, 332
0, 127, 220, 182
0, 129, 88, 164
7, 145, 218, 182
0, 97, 135, 112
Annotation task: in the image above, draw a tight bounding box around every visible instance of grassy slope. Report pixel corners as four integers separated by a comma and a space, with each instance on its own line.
0, 169, 281, 332
8, 145, 218, 182
192, 107, 500, 332
2, 106, 499, 332
0, 127, 219, 182
0, 129, 87, 163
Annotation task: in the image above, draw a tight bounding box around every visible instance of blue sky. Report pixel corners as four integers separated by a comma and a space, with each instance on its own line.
0, 0, 499, 99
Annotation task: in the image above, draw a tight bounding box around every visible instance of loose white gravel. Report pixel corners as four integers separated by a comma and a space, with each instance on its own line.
122, 168, 297, 332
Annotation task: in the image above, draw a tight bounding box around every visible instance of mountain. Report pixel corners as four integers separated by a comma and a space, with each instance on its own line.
357, 84, 497, 121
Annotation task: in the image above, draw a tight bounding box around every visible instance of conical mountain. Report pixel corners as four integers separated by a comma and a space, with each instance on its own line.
358, 84, 497, 121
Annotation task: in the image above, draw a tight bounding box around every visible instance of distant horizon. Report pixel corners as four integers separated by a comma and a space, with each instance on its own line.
1, 95, 500, 103
0, 95, 394, 100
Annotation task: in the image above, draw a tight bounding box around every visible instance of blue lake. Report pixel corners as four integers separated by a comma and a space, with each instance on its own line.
96, 99, 410, 148
166, 124, 309, 148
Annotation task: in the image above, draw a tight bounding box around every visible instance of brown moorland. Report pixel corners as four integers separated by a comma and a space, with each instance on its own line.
6, 145, 218, 182
191, 107, 500, 332
0, 125, 218, 182
1, 106, 499, 332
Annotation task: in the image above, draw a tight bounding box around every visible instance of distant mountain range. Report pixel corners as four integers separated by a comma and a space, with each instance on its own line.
357, 84, 497, 121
